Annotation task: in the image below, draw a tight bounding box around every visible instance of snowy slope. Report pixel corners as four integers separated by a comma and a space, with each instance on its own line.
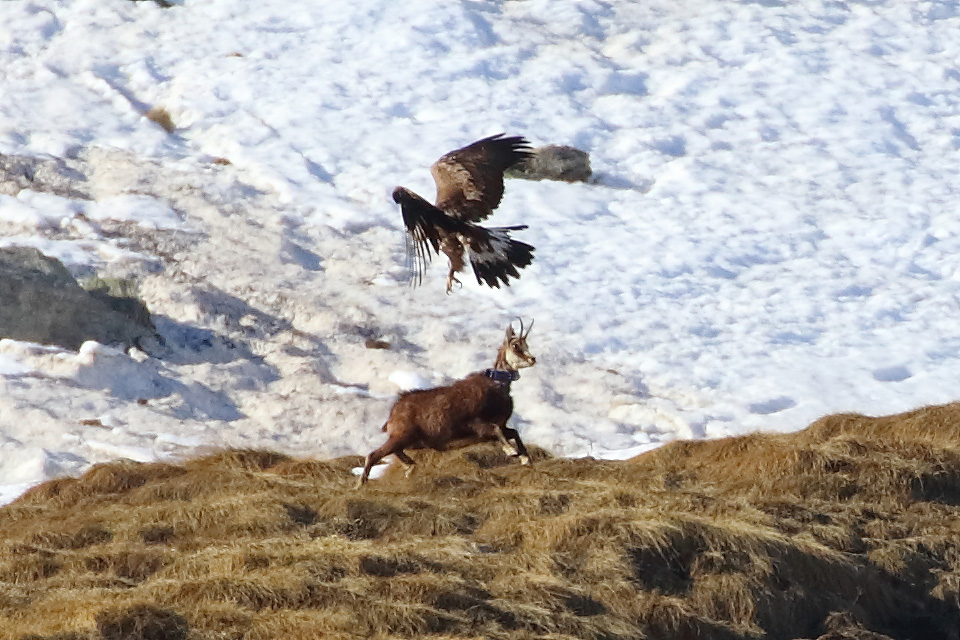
1, 0, 959, 498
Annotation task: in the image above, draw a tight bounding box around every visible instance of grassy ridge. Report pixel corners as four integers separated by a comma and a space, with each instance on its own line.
3, 404, 960, 639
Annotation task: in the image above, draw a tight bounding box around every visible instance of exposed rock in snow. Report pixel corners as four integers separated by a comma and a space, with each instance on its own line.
508, 145, 592, 183
0, 247, 157, 351
0, 152, 89, 200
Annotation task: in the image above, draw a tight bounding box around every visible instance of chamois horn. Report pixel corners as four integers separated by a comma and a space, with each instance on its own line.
516, 318, 534, 339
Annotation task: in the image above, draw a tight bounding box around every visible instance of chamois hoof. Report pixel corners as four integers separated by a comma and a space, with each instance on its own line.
519, 455, 531, 466
502, 443, 520, 456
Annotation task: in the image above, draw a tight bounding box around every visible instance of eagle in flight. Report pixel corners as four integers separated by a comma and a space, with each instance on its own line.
393, 133, 535, 293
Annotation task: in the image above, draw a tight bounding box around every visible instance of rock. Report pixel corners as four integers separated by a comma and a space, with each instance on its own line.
80, 276, 155, 330
507, 144, 592, 183
0, 248, 157, 351
0, 153, 89, 199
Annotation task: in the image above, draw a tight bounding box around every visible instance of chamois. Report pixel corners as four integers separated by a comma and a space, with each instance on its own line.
358, 320, 536, 487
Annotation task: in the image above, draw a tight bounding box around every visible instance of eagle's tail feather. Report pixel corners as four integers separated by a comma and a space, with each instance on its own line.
468, 226, 535, 289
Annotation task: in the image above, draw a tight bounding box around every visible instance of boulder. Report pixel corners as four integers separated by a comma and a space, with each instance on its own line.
507, 144, 592, 183
0, 247, 156, 351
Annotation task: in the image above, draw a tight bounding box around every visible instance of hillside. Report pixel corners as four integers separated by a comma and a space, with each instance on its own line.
3, 403, 960, 640
3, 0, 960, 498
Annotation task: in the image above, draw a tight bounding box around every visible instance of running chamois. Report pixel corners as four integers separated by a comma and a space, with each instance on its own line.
358, 320, 536, 487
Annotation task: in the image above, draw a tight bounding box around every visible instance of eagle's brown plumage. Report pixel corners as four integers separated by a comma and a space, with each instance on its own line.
393, 133, 535, 292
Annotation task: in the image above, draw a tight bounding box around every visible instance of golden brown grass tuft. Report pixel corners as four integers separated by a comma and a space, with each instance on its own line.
4, 402, 960, 639
144, 106, 176, 133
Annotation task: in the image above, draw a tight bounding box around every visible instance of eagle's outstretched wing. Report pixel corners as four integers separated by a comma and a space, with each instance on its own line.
393, 187, 472, 286
464, 225, 535, 289
430, 133, 532, 222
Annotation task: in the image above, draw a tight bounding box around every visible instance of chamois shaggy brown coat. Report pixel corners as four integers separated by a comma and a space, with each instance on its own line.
358, 322, 535, 486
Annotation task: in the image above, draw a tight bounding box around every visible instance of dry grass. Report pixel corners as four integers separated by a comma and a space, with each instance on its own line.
144, 107, 176, 133
5, 404, 960, 639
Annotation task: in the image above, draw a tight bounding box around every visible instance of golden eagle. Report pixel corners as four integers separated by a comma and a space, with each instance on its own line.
393, 133, 535, 293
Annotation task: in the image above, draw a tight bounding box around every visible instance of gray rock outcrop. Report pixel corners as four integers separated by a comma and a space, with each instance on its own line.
0, 247, 156, 351
0, 153, 89, 199
507, 144, 592, 183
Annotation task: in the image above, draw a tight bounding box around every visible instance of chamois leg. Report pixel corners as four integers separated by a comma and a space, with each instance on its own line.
465, 420, 518, 456
358, 434, 407, 488
501, 426, 531, 465
493, 425, 520, 457
394, 449, 416, 478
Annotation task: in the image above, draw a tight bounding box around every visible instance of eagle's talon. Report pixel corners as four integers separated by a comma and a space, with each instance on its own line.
445, 274, 462, 294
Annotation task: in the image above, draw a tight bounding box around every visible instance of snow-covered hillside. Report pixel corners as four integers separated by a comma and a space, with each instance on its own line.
1, 0, 959, 501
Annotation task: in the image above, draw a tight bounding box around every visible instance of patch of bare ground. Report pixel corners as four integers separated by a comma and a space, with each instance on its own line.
5, 403, 960, 639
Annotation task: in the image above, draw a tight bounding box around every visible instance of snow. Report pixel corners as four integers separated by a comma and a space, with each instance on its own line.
388, 370, 434, 392
1, 0, 960, 501
84, 194, 183, 230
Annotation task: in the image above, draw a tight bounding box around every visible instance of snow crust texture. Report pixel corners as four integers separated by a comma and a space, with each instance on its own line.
1, 0, 959, 497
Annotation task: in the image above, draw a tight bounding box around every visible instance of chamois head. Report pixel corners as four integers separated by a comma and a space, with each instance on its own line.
496, 319, 536, 371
